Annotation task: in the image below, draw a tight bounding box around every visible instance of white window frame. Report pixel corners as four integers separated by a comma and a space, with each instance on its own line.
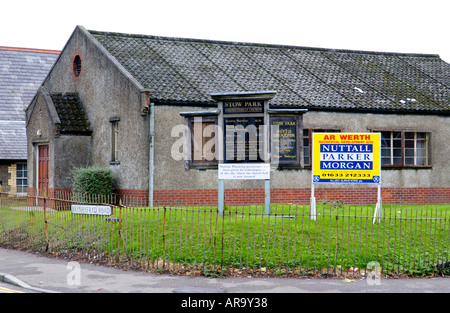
16, 162, 28, 196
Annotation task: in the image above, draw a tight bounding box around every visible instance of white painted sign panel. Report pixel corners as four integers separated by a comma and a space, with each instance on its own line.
218, 163, 270, 180
71, 204, 112, 216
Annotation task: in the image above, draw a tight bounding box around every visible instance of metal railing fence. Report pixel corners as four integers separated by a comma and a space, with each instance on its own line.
0, 192, 448, 277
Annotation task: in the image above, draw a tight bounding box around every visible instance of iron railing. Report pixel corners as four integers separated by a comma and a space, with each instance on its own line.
0, 192, 448, 278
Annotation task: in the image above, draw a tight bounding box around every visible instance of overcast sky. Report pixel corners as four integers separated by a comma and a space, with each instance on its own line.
1, 0, 449, 63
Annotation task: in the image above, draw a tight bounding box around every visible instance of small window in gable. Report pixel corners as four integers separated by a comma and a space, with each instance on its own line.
72, 53, 82, 79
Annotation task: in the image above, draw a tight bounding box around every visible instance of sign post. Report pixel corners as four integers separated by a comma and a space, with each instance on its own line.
218, 163, 271, 215
311, 133, 382, 223
211, 91, 276, 217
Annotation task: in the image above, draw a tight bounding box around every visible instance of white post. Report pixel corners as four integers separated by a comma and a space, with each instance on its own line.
264, 179, 270, 215
218, 178, 224, 216
310, 182, 316, 221
310, 131, 317, 221
373, 183, 382, 224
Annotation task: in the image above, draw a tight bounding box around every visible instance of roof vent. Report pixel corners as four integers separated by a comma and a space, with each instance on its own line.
72, 53, 82, 79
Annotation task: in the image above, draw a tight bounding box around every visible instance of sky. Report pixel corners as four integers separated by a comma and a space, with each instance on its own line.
1, 0, 449, 63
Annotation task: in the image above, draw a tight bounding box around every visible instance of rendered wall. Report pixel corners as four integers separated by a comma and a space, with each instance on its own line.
28, 27, 150, 192
149, 105, 450, 205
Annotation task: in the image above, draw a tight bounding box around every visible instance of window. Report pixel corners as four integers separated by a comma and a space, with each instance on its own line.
110, 118, 120, 164
16, 163, 27, 195
182, 113, 219, 170
405, 132, 429, 166
189, 116, 217, 169
72, 53, 82, 79
303, 128, 341, 167
380, 131, 431, 167
381, 131, 402, 166
192, 119, 216, 164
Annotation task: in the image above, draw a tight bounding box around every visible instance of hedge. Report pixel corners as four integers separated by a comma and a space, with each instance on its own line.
72, 166, 115, 196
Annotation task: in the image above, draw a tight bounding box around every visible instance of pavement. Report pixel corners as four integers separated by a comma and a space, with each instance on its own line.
0, 247, 449, 294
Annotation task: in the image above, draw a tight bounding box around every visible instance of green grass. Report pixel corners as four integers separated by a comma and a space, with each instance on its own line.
1, 202, 449, 276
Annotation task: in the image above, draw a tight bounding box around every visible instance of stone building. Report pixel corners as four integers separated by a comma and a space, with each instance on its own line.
0, 47, 59, 194
25, 26, 450, 205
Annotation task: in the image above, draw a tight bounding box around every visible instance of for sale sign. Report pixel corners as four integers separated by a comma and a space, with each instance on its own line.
312, 133, 381, 184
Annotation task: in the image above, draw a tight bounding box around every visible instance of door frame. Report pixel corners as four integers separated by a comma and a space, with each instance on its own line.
35, 143, 50, 204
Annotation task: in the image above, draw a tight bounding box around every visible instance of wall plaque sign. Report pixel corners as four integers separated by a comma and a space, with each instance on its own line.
223, 100, 264, 114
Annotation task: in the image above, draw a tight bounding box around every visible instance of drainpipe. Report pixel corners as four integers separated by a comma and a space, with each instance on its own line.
148, 101, 155, 207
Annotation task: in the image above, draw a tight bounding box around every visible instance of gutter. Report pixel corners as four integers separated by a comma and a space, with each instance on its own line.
0, 272, 60, 293
271, 105, 450, 116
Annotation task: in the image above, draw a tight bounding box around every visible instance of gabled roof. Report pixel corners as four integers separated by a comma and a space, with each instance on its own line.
51, 93, 91, 135
89, 29, 450, 114
0, 47, 59, 160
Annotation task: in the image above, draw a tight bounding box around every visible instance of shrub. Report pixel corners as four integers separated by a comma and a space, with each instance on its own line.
72, 166, 115, 196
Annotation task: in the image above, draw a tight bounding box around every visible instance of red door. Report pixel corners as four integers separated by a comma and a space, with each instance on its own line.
38, 145, 49, 197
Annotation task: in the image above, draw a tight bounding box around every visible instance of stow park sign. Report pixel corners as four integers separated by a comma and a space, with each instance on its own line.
211, 91, 307, 216
213, 91, 276, 216
311, 133, 383, 223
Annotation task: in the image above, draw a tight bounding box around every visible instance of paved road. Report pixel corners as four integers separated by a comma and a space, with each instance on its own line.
0, 247, 449, 294
0, 281, 28, 293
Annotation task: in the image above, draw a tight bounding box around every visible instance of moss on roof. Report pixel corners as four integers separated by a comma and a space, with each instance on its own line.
51, 93, 91, 134
89, 29, 450, 114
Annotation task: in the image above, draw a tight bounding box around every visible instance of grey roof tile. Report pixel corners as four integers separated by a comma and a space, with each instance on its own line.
90, 30, 450, 113
50, 93, 91, 134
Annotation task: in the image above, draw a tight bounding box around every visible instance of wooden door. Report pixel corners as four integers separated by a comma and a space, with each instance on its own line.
38, 145, 49, 197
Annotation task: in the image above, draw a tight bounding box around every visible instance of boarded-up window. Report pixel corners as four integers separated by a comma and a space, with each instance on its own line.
192, 120, 216, 163
184, 115, 218, 170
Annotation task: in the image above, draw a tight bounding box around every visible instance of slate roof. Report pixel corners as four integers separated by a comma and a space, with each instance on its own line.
0, 47, 59, 160
0, 121, 27, 160
89, 30, 450, 114
51, 93, 91, 135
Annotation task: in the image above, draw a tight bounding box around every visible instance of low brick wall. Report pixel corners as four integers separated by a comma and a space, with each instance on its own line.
26, 187, 450, 207
151, 187, 450, 206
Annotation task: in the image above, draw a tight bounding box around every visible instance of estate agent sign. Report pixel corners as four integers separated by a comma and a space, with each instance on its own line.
311, 133, 382, 223
312, 133, 381, 184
